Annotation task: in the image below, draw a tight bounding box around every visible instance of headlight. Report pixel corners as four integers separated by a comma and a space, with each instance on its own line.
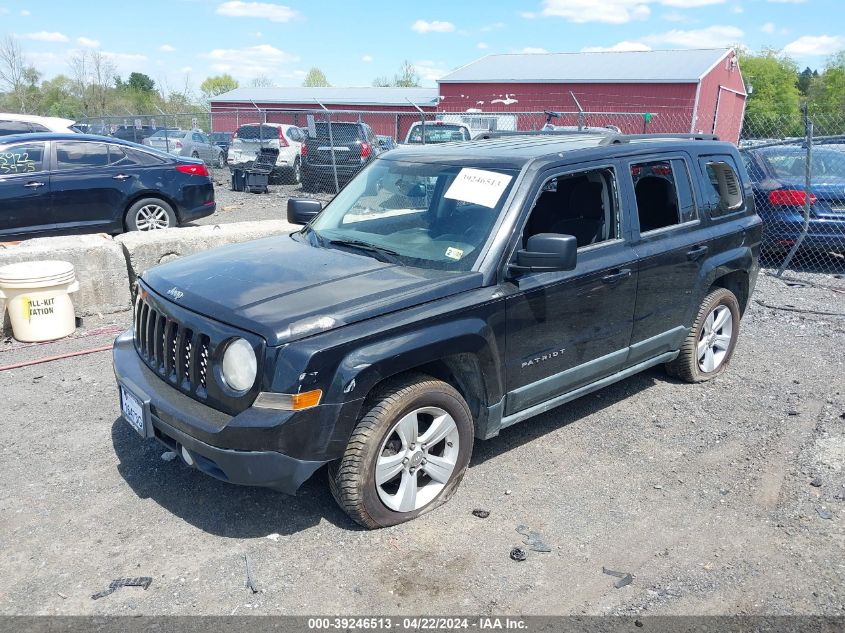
221, 338, 257, 392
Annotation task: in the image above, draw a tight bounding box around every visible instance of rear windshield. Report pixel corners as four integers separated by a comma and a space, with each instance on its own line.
311, 123, 361, 144
407, 124, 470, 144
149, 129, 183, 138
761, 149, 845, 180
236, 125, 280, 140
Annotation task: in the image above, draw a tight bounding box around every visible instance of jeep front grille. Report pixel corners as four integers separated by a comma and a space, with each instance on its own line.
134, 292, 211, 395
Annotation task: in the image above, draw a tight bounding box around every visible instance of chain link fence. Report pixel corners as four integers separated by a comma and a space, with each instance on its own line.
79, 107, 845, 283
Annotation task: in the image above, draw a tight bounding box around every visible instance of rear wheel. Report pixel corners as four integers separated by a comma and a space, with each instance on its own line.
286, 157, 302, 184
329, 374, 474, 528
215, 151, 225, 168
665, 287, 740, 383
125, 198, 176, 231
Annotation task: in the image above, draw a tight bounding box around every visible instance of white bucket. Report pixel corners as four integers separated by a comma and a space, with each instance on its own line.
0, 260, 80, 342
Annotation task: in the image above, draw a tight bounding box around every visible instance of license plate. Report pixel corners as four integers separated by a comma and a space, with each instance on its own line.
120, 385, 147, 437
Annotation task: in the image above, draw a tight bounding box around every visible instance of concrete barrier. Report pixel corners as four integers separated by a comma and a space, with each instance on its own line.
115, 220, 298, 284
0, 234, 131, 336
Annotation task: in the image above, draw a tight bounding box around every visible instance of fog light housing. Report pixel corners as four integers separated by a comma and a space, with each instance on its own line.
221, 338, 257, 392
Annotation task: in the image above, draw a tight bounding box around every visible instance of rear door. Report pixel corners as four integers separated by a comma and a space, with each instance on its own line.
624, 154, 711, 366
0, 140, 52, 237
50, 140, 131, 233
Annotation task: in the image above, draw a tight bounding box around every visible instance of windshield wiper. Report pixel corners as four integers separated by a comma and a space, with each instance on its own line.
327, 238, 402, 263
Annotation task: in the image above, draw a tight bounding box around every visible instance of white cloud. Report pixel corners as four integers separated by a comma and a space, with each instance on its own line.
581, 41, 653, 52
159, 44, 176, 52
414, 60, 450, 83
216, 1, 298, 22
730, 4, 744, 12
411, 20, 455, 34
20, 9, 30, 16
20, 31, 69, 43
204, 44, 299, 78
517, 47, 549, 54
361, 54, 373, 62
767, 0, 807, 3
661, 0, 724, 6
77, 37, 100, 48
642, 24, 744, 47
477, 42, 489, 49
662, 11, 689, 21
540, 0, 651, 24
761, 22, 776, 34
479, 22, 505, 32
180, 66, 193, 74
520, 11, 537, 19
783, 34, 845, 56
254, 31, 263, 38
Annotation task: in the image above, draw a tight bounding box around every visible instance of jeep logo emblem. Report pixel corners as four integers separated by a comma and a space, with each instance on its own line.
167, 287, 184, 301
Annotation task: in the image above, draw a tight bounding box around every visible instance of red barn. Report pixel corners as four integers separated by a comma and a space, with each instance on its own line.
210, 87, 438, 139
437, 48, 746, 143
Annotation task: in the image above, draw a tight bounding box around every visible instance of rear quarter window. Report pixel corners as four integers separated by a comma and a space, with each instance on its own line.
698, 155, 745, 218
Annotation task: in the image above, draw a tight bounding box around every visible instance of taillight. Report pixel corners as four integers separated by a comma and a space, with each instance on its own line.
232, 131, 238, 139
768, 189, 816, 207
278, 127, 289, 147
360, 141, 371, 161
175, 140, 183, 149
300, 143, 308, 157
176, 164, 209, 177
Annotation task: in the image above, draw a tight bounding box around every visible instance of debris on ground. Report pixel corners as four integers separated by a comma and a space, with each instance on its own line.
266, 533, 281, 541
504, 490, 512, 495
160, 451, 177, 462
516, 525, 551, 552
244, 554, 259, 593
91, 577, 152, 600
810, 477, 823, 488
509, 547, 527, 562
472, 509, 490, 519
602, 567, 634, 589
817, 507, 833, 520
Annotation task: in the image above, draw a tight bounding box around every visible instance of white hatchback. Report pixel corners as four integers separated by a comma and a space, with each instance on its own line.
227, 123, 304, 184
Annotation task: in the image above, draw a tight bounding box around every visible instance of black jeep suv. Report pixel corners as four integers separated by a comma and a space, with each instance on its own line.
113, 132, 761, 528
300, 121, 382, 192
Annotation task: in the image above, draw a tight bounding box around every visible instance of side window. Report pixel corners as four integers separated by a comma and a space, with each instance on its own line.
631, 159, 691, 233
193, 133, 204, 143
0, 142, 46, 174
523, 167, 619, 248
109, 144, 139, 167
55, 141, 109, 170
699, 156, 744, 217
0, 120, 32, 136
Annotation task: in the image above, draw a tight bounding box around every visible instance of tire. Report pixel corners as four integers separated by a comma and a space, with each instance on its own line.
125, 198, 177, 231
329, 373, 474, 529
665, 287, 741, 383
286, 157, 302, 185
215, 151, 225, 168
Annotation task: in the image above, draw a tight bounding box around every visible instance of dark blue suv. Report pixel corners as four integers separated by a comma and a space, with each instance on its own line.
0, 133, 216, 238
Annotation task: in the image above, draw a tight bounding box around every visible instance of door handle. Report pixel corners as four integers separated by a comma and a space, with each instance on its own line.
112, 174, 132, 181
687, 245, 709, 261
23, 181, 45, 189
601, 268, 632, 284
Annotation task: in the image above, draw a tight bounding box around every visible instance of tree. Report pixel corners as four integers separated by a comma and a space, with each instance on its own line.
251, 74, 274, 88
809, 51, 845, 116
0, 36, 38, 112
738, 48, 802, 135
302, 67, 330, 87
127, 72, 156, 93
797, 66, 818, 96
371, 61, 420, 88
200, 74, 239, 100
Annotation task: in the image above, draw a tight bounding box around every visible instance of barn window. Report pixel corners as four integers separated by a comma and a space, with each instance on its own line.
699, 156, 744, 217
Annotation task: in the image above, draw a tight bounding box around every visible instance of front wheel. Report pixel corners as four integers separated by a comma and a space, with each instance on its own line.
329, 374, 474, 528
125, 198, 177, 231
665, 287, 740, 383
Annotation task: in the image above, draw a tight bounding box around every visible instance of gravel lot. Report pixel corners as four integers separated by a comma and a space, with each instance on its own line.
1, 199, 843, 616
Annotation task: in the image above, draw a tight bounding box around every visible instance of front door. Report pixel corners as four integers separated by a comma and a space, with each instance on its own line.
504, 164, 638, 417
0, 140, 52, 237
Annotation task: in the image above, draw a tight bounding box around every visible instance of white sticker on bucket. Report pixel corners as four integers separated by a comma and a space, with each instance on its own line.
444, 168, 513, 209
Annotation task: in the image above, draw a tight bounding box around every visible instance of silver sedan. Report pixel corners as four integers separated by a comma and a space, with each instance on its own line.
143, 130, 224, 167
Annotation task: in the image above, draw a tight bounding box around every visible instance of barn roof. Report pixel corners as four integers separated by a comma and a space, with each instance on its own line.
439, 48, 733, 84
210, 86, 439, 107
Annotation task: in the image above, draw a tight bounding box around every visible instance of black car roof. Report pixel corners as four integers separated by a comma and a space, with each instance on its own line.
384, 133, 733, 169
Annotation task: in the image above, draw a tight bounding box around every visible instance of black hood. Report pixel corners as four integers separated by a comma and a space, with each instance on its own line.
142, 234, 482, 346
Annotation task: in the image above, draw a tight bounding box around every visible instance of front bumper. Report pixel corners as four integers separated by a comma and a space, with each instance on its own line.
113, 331, 334, 494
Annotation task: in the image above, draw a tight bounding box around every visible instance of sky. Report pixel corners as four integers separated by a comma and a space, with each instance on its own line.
1, 0, 843, 93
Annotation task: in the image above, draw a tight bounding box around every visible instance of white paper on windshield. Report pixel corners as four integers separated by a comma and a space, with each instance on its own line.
444, 168, 513, 209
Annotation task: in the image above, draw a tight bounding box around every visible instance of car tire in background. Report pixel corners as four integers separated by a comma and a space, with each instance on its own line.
329, 373, 474, 529
125, 198, 177, 232
665, 287, 740, 383
215, 151, 225, 168
286, 157, 302, 185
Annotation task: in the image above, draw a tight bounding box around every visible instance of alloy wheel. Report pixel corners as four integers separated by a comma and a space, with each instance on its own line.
697, 305, 733, 373
135, 204, 171, 230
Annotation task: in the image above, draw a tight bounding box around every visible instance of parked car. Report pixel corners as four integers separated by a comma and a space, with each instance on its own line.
404, 121, 471, 144
111, 125, 159, 144
0, 113, 78, 137
113, 132, 761, 527
227, 123, 304, 184
209, 131, 233, 162
0, 133, 215, 238
741, 145, 845, 255
143, 129, 225, 167
300, 121, 382, 191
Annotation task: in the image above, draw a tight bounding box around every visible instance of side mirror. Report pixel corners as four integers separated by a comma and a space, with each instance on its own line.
287, 197, 323, 225
511, 233, 577, 273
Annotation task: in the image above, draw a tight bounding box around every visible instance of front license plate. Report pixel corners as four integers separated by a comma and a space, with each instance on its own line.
120, 385, 147, 437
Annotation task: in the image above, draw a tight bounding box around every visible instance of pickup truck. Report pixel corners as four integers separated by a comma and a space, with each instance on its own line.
113, 132, 762, 528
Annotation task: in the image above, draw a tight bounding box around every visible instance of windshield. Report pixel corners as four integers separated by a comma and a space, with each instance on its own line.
309, 159, 519, 271
407, 124, 470, 144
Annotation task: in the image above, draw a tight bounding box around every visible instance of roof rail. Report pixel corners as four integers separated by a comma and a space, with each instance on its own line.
598, 133, 719, 145
473, 129, 612, 140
